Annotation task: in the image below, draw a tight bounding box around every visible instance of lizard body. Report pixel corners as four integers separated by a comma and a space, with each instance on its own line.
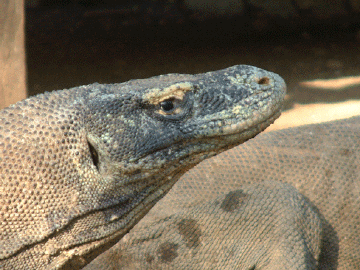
87, 116, 360, 270
0, 65, 285, 269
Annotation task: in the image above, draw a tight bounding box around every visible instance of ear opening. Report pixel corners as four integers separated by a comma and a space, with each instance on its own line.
87, 140, 99, 171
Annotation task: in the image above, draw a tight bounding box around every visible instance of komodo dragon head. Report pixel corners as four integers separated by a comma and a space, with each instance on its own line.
0, 65, 285, 269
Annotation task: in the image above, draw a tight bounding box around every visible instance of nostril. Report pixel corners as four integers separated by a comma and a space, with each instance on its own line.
257, 77, 270, 85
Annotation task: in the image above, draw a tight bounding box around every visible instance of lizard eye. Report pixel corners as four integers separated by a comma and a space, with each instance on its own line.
160, 99, 175, 114
155, 96, 188, 117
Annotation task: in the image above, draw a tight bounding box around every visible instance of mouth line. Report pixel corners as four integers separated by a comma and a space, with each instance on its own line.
139, 108, 281, 164
133, 105, 282, 165
209, 107, 282, 136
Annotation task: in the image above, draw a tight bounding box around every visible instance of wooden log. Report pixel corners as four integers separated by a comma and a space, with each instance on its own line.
0, 0, 26, 110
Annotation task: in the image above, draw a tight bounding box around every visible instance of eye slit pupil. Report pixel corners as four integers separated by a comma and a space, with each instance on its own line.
160, 100, 174, 112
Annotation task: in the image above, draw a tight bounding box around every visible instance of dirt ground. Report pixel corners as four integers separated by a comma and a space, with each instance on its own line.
26, 21, 360, 129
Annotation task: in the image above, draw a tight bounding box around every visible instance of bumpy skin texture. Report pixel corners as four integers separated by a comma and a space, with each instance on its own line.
87, 116, 360, 270
0, 65, 285, 269
87, 182, 322, 270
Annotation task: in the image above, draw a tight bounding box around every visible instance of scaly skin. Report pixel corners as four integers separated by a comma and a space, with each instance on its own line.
87, 116, 360, 270
0, 65, 285, 269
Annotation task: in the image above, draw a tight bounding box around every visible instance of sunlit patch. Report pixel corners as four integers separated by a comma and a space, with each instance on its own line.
145, 82, 194, 104
300, 76, 360, 90
266, 100, 360, 132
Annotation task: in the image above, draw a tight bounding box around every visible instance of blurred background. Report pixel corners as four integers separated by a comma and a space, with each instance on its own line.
1, 0, 360, 128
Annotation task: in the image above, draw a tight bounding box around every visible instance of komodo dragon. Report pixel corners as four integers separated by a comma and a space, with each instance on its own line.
0, 65, 286, 269
86, 116, 360, 270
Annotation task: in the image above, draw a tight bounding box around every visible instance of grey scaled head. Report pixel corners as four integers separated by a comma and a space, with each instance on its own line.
83, 65, 285, 193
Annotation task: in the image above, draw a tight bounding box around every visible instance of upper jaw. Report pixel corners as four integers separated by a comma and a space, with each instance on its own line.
184, 79, 286, 138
